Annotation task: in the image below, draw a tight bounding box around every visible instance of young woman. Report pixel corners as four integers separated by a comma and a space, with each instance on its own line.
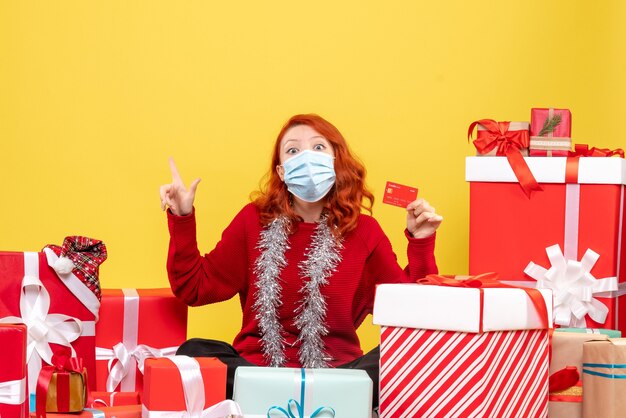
160, 114, 442, 405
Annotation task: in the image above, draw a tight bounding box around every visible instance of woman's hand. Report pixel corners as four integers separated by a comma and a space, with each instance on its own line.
159, 158, 201, 216
406, 198, 443, 239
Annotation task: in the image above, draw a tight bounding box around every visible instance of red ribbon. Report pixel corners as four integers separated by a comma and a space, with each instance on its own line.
36, 347, 87, 418
417, 272, 549, 332
549, 366, 580, 393
468, 119, 542, 198
565, 144, 625, 183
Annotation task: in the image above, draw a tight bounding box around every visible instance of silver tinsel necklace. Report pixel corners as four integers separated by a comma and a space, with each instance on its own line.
252, 214, 343, 368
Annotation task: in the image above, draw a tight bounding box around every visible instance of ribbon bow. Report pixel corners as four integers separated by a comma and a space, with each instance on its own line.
418, 272, 550, 331
0, 253, 84, 393
266, 369, 336, 418
96, 343, 178, 392
524, 245, 618, 327
569, 144, 625, 158
468, 119, 542, 197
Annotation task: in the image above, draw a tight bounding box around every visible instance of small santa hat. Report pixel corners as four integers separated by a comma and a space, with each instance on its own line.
45, 236, 107, 300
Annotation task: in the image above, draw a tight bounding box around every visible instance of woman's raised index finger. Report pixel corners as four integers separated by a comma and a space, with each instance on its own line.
168, 157, 183, 181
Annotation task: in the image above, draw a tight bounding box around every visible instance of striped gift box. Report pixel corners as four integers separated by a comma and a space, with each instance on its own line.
373, 283, 553, 418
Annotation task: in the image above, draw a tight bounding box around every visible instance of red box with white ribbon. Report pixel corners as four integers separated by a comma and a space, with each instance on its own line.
94, 288, 188, 393
0, 324, 28, 418
0, 250, 101, 406
467, 155, 626, 332
373, 281, 552, 418
142, 356, 238, 418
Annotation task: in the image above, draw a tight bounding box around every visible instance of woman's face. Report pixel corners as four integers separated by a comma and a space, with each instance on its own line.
276, 124, 335, 180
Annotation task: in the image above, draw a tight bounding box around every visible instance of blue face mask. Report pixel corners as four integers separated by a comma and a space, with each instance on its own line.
282, 150, 336, 202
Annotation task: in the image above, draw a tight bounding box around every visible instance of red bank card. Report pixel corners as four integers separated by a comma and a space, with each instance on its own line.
383, 181, 418, 208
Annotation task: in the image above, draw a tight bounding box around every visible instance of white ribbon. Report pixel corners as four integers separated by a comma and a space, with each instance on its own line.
0, 252, 85, 393
141, 356, 243, 418
525, 244, 618, 327
0, 377, 26, 405
95, 289, 179, 391
96, 344, 179, 391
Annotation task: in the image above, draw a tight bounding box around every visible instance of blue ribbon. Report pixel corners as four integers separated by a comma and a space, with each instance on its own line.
83, 408, 106, 418
582, 363, 626, 379
267, 369, 336, 418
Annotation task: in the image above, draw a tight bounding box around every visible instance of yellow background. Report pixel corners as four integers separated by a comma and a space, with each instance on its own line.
1, 1, 625, 352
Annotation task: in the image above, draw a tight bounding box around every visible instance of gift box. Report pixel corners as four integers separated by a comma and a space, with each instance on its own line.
467, 155, 626, 331
0, 249, 101, 402
142, 356, 230, 417
94, 288, 187, 392
0, 324, 28, 418
373, 278, 552, 418
549, 331, 616, 418
30, 405, 142, 418
469, 120, 530, 156
582, 338, 626, 418
529, 108, 572, 156
557, 328, 622, 338
35, 354, 88, 418
88, 392, 140, 408
233, 367, 372, 417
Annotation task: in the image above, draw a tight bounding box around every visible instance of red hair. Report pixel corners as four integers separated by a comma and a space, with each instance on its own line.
252, 114, 374, 237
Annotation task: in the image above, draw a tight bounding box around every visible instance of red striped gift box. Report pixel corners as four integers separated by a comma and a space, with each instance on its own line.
373, 281, 552, 418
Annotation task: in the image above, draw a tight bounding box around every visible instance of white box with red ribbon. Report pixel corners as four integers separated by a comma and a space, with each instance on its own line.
373, 278, 553, 418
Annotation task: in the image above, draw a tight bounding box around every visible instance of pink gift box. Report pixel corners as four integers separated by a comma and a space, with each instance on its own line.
529, 108, 572, 156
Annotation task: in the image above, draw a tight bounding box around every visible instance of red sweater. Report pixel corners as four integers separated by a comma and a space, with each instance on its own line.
167, 203, 438, 367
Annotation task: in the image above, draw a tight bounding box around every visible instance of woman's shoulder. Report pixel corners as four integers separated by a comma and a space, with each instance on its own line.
352, 213, 386, 240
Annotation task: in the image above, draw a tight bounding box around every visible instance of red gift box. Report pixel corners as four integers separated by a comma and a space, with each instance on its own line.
467, 155, 626, 332
529, 108, 572, 156
88, 391, 140, 408
0, 251, 100, 401
94, 289, 187, 392
142, 357, 237, 417
373, 281, 552, 418
0, 324, 28, 418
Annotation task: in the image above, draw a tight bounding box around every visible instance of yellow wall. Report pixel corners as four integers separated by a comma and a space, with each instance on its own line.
1, 1, 625, 352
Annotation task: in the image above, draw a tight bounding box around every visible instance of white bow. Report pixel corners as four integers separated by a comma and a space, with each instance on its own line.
0, 253, 83, 393
0, 378, 26, 405
142, 356, 243, 418
525, 244, 618, 327
96, 343, 178, 392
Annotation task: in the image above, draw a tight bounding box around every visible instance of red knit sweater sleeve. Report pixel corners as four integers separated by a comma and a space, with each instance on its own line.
166, 206, 249, 306
361, 216, 438, 286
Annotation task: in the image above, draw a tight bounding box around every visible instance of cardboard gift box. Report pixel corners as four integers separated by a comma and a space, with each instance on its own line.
373, 279, 553, 418
35, 354, 88, 418
529, 108, 572, 156
549, 331, 619, 418
233, 367, 372, 418
142, 356, 232, 417
557, 328, 622, 338
469, 120, 530, 156
467, 155, 626, 331
88, 392, 140, 408
29, 405, 142, 418
582, 338, 626, 418
94, 288, 187, 392
0, 250, 101, 402
0, 324, 28, 418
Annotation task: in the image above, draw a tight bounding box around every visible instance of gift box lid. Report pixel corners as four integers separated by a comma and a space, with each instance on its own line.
372, 283, 553, 332
465, 156, 626, 185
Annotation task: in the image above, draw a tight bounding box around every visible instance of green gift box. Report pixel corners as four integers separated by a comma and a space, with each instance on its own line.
233, 367, 372, 417
557, 328, 622, 338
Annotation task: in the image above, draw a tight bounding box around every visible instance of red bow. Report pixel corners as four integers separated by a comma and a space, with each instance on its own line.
468, 119, 542, 198
36, 347, 88, 418
565, 144, 625, 184
418, 272, 550, 332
